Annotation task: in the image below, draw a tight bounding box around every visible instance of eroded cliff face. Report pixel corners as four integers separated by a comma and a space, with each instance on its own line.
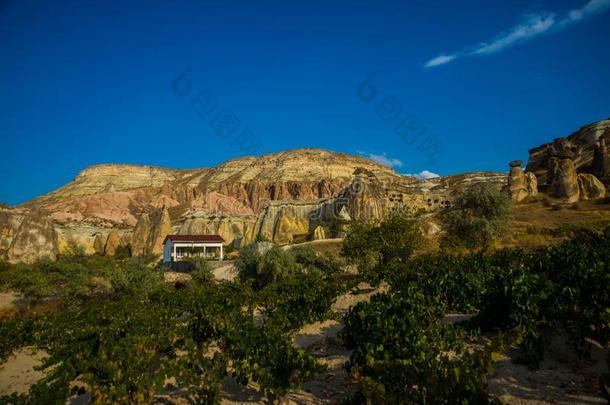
5, 209, 58, 264
4, 148, 507, 262
246, 199, 335, 245
527, 119, 610, 185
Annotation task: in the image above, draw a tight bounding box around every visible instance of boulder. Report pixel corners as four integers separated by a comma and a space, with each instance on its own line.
104, 230, 121, 256
312, 225, 326, 240
548, 157, 580, 203
577, 174, 606, 200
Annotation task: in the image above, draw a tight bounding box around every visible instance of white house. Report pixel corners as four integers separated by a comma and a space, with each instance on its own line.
163, 234, 225, 263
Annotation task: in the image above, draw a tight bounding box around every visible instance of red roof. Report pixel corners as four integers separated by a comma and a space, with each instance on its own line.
164, 234, 225, 244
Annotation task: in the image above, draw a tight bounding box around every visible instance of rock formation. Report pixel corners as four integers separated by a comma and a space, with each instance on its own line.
507, 160, 528, 202
340, 173, 389, 222
592, 137, 610, 184
6, 209, 58, 264
527, 119, 610, 184
146, 206, 173, 256
577, 174, 606, 200
104, 230, 121, 256
507, 160, 538, 202
524, 172, 538, 197
131, 213, 151, 256
548, 157, 580, 203
312, 225, 326, 240
93, 233, 106, 254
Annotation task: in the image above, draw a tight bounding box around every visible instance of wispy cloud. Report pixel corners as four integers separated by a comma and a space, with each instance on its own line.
405, 170, 440, 180
425, 54, 458, 68
425, 0, 610, 68
359, 151, 403, 168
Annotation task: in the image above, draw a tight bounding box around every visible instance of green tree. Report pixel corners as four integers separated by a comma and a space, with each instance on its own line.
236, 246, 302, 289
441, 183, 512, 251
342, 208, 423, 265
341, 208, 423, 281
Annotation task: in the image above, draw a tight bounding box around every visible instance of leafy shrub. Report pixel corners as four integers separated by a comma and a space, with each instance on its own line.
260, 273, 340, 330
289, 245, 318, 267
440, 183, 512, 251
341, 208, 423, 282
191, 259, 214, 285
342, 292, 493, 403
235, 245, 262, 283
236, 246, 313, 289
120, 258, 164, 299
0, 282, 324, 404
288, 245, 344, 276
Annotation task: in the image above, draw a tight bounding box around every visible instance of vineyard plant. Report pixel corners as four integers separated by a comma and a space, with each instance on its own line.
0, 222, 609, 403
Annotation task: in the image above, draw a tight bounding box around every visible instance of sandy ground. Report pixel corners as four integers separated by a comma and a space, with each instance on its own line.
1, 283, 608, 404
487, 334, 608, 405
0, 348, 48, 396
211, 263, 238, 282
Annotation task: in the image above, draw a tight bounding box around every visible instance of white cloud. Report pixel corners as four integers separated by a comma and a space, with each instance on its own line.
472, 13, 555, 56
405, 170, 440, 180
424, 54, 458, 68
425, 0, 610, 68
359, 152, 403, 168
561, 0, 610, 26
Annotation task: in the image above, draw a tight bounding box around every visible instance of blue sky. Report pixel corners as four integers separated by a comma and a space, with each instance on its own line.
1, 0, 609, 205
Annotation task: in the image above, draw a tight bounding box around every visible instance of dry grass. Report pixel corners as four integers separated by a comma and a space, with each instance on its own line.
502, 194, 610, 250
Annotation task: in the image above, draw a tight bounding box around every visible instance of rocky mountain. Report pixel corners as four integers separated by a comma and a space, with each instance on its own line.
2, 148, 507, 263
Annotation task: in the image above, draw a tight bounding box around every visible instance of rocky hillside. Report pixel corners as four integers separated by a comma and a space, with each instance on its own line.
526, 119, 610, 184
2, 148, 507, 263
523, 119, 610, 204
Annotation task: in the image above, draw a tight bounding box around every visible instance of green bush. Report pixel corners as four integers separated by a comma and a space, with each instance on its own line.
189, 258, 214, 285
289, 245, 318, 267
341, 208, 423, 282
342, 292, 493, 403
260, 273, 340, 330
235, 245, 262, 283
120, 258, 164, 299
236, 246, 312, 289
440, 183, 512, 251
